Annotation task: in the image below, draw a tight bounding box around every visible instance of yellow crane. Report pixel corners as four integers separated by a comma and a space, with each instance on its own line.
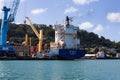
24, 17, 43, 52
22, 34, 28, 46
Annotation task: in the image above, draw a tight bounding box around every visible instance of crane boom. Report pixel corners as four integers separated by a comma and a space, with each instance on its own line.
25, 17, 40, 39
8, 0, 20, 22
24, 17, 43, 52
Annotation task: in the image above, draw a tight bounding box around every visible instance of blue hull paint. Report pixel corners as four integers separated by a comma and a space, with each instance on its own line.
0, 46, 15, 53
59, 49, 86, 59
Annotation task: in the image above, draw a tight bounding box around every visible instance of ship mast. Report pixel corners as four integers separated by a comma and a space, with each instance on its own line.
66, 16, 70, 26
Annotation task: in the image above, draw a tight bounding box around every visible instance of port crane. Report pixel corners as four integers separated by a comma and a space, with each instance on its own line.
0, 0, 20, 56
24, 17, 43, 52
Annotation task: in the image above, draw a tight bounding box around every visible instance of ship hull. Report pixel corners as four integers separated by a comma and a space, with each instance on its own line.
59, 49, 86, 59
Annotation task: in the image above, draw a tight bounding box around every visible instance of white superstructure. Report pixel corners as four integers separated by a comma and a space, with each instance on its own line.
52, 16, 80, 49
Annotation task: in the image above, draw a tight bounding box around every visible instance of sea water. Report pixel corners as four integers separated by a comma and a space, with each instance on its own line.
0, 60, 120, 80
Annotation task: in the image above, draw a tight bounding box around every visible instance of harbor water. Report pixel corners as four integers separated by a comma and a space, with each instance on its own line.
0, 60, 120, 80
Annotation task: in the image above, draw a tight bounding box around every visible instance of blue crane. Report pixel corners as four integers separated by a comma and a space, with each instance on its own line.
0, 0, 20, 56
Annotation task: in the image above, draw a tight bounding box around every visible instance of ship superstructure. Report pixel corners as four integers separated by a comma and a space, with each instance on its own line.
52, 16, 80, 50
48, 16, 86, 59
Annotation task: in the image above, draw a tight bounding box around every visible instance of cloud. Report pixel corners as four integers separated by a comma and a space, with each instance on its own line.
107, 12, 120, 23
73, 0, 99, 5
31, 8, 47, 15
118, 32, 120, 35
0, 11, 2, 14
79, 22, 94, 29
64, 7, 78, 14
21, 0, 26, 3
93, 24, 104, 33
0, 0, 4, 14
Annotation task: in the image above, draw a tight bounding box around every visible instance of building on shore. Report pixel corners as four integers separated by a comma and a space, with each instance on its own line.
96, 48, 106, 58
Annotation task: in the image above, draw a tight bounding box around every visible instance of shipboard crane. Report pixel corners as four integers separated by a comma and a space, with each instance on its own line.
0, 0, 20, 55
24, 17, 43, 52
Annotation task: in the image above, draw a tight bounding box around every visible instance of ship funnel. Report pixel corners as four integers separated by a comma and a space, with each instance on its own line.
66, 16, 70, 26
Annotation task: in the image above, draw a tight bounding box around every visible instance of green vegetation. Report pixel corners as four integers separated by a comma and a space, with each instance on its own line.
7, 23, 55, 46
0, 19, 120, 53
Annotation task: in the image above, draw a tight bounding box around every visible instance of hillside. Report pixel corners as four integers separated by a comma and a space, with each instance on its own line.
7, 23, 55, 45
0, 20, 120, 51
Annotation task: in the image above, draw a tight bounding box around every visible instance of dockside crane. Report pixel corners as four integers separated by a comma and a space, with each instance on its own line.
0, 0, 20, 56
24, 17, 43, 53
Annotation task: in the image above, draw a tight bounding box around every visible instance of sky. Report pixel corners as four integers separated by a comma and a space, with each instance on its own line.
0, 0, 120, 42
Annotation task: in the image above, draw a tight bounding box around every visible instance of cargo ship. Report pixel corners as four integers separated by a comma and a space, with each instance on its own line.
38, 16, 86, 60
